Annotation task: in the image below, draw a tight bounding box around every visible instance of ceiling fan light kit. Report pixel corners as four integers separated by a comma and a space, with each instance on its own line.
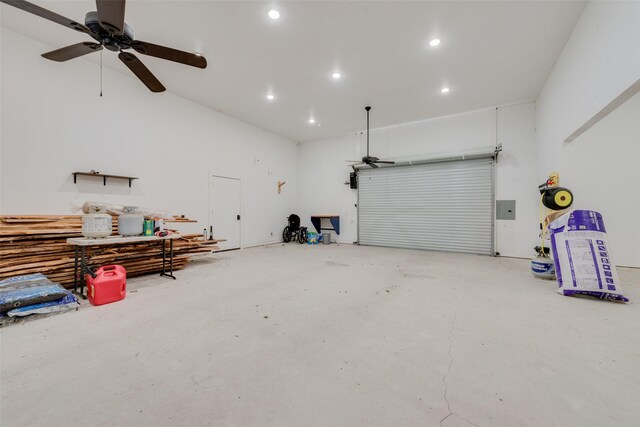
1, 0, 207, 93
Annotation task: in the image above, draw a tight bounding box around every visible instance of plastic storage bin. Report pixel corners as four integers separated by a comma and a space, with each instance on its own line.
86, 265, 126, 306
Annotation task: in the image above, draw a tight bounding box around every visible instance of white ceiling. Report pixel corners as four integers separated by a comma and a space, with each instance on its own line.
1, 1, 586, 142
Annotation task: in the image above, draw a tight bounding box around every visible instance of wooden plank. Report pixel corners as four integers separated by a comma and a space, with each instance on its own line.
1, 218, 63, 223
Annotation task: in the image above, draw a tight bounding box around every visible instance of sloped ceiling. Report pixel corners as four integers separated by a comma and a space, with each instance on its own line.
1, 1, 586, 141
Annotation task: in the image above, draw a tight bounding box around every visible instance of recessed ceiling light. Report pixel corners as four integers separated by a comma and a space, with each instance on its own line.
308, 118, 316, 124
266, 93, 275, 101
332, 72, 341, 79
429, 38, 441, 47
268, 9, 280, 20
441, 87, 450, 94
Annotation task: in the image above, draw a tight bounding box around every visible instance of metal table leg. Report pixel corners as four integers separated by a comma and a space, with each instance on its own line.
73, 245, 78, 294
160, 239, 176, 280
162, 239, 166, 272
79, 246, 88, 299
170, 239, 174, 277
72, 245, 91, 300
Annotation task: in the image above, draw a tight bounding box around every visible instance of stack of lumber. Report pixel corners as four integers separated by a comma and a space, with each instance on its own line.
0, 215, 221, 288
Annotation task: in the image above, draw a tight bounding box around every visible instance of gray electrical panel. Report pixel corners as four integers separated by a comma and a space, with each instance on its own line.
496, 200, 516, 220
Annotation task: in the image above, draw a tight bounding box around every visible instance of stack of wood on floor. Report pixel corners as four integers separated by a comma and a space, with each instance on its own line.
0, 215, 221, 288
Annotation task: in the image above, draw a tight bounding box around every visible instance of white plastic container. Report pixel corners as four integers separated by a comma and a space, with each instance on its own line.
82, 206, 112, 238
531, 255, 555, 280
118, 206, 143, 236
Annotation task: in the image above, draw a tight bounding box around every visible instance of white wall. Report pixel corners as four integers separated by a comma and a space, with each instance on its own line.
299, 102, 539, 258
536, 1, 640, 267
494, 103, 538, 259
0, 29, 299, 248
536, 1, 640, 145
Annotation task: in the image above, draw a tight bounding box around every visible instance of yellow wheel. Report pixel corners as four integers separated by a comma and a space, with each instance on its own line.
554, 189, 572, 208
542, 187, 574, 210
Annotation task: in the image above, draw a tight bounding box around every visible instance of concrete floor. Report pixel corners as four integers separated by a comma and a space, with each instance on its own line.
1, 244, 639, 427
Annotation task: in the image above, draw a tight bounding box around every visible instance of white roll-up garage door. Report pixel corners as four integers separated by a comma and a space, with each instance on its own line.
358, 158, 494, 255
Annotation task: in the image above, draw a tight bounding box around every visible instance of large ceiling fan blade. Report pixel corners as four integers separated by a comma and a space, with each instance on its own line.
131, 40, 207, 69
375, 161, 395, 164
1, 0, 93, 35
95, 0, 126, 35
118, 52, 166, 93
42, 42, 102, 62
369, 163, 380, 168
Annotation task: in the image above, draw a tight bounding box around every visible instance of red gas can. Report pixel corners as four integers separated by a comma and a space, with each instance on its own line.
86, 265, 127, 306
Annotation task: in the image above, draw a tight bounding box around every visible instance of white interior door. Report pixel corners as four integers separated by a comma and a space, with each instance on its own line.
210, 176, 241, 250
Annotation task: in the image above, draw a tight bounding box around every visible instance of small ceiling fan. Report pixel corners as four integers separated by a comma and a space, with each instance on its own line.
1, 0, 207, 92
347, 106, 395, 169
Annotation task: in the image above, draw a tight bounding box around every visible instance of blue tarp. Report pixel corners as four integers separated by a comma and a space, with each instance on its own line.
0, 273, 73, 313
7, 292, 78, 317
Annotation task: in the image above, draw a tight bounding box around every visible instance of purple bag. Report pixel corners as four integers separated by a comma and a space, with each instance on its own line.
549, 210, 628, 302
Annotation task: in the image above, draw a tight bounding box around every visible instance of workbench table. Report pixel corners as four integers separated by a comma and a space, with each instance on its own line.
310, 215, 340, 235
67, 234, 182, 298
